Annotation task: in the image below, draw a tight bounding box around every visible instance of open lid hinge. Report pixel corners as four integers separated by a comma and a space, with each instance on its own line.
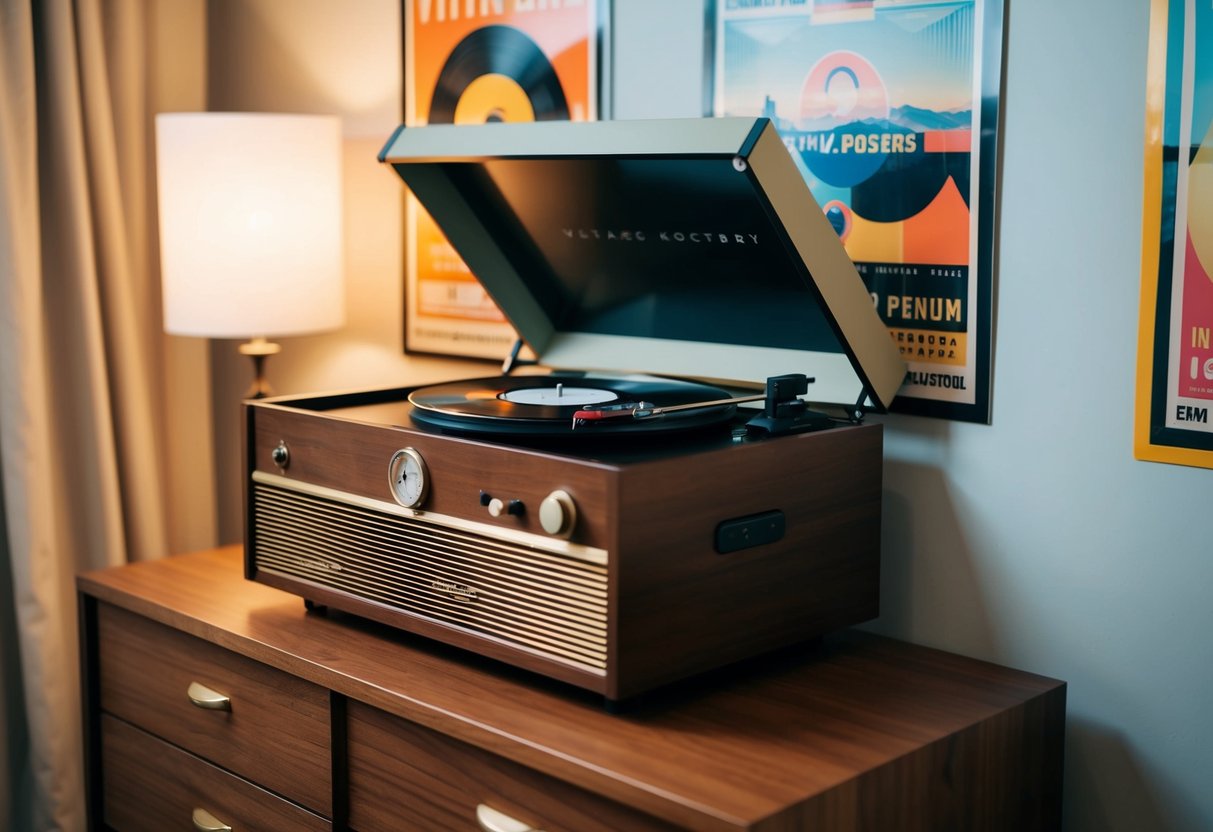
849, 386, 872, 424
501, 338, 538, 376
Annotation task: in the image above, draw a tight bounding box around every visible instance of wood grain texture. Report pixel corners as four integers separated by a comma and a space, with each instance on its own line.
611, 422, 882, 699
250, 401, 615, 548
96, 602, 332, 815
246, 394, 885, 699
101, 714, 331, 832
80, 547, 1066, 831
346, 700, 679, 832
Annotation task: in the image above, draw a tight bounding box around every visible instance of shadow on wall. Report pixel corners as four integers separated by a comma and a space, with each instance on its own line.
206, 0, 400, 134
1064, 717, 1198, 832
875, 430, 1204, 832
864, 454, 1002, 662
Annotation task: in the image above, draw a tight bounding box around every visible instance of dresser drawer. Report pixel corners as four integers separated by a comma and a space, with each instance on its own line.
101, 714, 330, 831
346, 701, 678, 832
96, 603, 331, 815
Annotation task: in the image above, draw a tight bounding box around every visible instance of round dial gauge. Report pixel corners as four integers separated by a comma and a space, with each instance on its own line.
388, 448, 429, 508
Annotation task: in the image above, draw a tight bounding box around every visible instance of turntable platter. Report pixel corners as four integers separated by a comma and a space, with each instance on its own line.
408, 375, 738, 436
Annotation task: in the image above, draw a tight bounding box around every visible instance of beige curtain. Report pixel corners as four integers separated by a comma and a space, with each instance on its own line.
0, 1, 209, 828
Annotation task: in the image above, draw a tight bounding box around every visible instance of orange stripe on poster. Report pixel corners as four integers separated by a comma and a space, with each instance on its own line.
923, 130, 973, 153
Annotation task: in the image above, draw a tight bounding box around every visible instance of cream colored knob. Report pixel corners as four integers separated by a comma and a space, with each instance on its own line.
539, 490, 576, 537
487, 497, 505, 517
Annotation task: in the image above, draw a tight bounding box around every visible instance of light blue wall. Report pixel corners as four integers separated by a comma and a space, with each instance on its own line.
207, 0, 1211, 827
614, 1, 1212, 829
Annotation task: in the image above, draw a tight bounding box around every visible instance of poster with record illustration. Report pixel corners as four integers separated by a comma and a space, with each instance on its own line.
1136, 0, 1213, 469
403, 0, 606, 360
707, 0, 1004, 423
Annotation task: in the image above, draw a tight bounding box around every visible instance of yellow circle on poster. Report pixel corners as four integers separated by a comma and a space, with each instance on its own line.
453, 74, 536, 124
1187, 121, 1213, 284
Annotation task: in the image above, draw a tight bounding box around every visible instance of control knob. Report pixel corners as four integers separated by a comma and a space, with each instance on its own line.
271, 440, 290, 470
538, 490, 576, 538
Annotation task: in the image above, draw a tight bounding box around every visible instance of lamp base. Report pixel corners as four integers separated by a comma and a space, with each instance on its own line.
238, 337, 282, 400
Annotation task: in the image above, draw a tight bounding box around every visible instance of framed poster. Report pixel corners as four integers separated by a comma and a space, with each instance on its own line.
1136, 0, 1213, 469
402, 0, 607, 360
708, 0, 1004, 422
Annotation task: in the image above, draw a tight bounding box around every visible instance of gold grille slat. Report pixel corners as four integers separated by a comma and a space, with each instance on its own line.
254, 485, 608, 572
252, 518, 608, 630
251, 482, 609, 672
254, 535, 607, 644
252, 495, 608, 615
253, 515, 608, 666
254, 557, 606, 666
254, 492, 608, 597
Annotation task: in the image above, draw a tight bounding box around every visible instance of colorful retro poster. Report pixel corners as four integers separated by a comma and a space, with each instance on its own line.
1136, 0, 1213, 469
403, 0, 604, 359
710, 0, 1004, 422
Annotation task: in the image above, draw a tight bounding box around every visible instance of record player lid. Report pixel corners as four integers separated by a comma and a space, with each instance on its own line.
379, 117, 905, 411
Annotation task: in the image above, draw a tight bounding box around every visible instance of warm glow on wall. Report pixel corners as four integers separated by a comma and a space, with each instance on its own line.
155, 112, 345, 395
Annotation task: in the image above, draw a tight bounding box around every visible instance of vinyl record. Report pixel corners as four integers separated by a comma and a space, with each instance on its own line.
409, 375, 737, 436
428, 25, 570, 125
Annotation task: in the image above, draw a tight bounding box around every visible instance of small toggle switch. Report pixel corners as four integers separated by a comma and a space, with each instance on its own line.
479, 490, 492, 506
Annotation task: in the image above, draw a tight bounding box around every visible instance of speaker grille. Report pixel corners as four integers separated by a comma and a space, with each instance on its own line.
251, 481, 609, 672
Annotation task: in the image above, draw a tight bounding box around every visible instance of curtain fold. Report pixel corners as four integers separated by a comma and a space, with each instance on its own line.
1, 0, 198, 828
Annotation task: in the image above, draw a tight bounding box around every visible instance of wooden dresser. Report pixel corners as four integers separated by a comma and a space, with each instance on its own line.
78, 546, 1065, 831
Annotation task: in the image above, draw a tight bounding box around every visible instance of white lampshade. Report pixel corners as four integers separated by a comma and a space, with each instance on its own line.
155, 113, 345, 338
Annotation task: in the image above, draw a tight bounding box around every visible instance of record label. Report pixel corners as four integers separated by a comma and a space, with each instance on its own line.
452, 74, 535, 123
501, 385, 618, 406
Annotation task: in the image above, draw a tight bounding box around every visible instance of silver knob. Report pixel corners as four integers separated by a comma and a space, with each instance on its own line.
538, 490, 576, 537
271, 440, 290, 469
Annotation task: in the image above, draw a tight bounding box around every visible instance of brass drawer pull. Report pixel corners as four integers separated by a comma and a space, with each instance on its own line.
476, 804, 543, 832
192, 807, 232, 831
186, 681, 231, 711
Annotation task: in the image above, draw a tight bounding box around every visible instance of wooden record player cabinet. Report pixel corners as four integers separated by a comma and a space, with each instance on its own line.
79, 546, 1065, 831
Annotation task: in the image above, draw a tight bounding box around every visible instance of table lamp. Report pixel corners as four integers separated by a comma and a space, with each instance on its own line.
155, 113, 345, 398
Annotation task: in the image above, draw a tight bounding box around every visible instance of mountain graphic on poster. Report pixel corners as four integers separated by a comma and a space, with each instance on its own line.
791, 106, 971, 133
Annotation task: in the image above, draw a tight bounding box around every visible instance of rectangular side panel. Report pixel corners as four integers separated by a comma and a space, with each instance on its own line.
613, 424, 883, 699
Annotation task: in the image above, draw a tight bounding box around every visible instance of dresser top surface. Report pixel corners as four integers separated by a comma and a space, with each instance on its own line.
79, 546, 1064, 829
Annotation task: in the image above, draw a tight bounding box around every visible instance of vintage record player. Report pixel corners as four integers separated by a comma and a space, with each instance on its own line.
243, 117, 906, 702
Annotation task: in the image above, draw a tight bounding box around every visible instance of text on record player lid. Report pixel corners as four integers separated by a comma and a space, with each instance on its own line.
379, 117, 905, 411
